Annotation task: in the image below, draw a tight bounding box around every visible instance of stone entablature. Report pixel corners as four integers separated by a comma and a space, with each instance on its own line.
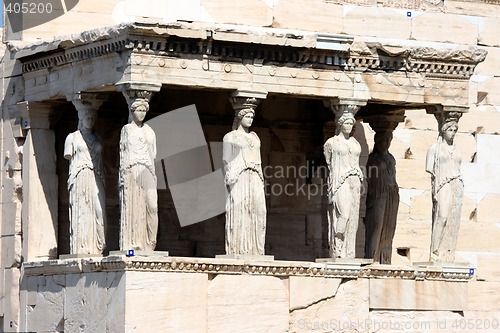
19, 23, 486, 79
22, 256, 473, 282
13, 22, 486, 107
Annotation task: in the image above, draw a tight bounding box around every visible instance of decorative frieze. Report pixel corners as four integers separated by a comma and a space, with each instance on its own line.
21, 256, 474, 282
407, 47, 488, 79
21, 37, 128, 73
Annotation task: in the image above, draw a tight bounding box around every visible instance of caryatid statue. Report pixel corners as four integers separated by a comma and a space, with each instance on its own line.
324, 103, 363, 259
425, 111, 464, 262
64, 94, 107, 255
118, 86, 160, 251
222, 95, 267, 255
364, 119, 400, 264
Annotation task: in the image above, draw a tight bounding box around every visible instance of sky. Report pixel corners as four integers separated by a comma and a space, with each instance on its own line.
0, 0, 3, 27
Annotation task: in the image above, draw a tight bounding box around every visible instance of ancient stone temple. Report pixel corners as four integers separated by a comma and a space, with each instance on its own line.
1, 1, 499, 332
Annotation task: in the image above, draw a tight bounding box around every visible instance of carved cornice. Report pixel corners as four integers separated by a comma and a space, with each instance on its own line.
453, 0, 500, 4
21, 36, 128, 73
17, 23, 487, 82
324, 0, 446, 11
407, 47, 488, 79
21, 257, 474, 282
360, 265, 471, 281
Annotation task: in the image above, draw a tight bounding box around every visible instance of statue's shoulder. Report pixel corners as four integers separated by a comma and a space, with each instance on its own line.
143, 123, 155, 135
324, 136, 335, 146
65, 131, 76, 140
427, 142, 438, 155
223, 130, 237, 143
121, 123, 131, 132
64, 131, 76, 148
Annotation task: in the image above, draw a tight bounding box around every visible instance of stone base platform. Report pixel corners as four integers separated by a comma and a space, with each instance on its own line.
20, 256, 474, 333
215, 254, 275, 261
109, 250, 170, 257
59, 253, 103, 259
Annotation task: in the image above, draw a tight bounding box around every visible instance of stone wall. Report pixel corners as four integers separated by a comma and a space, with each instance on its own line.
20, 256, 479, 333
5, 0, 500, 48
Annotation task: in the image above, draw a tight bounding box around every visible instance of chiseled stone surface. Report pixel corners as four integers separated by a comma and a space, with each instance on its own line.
462, 163, 500, 195
370, 309, 500, 333
457, 222, 500, 252
370, 279, 468, 311
288, 276, 342, 311
474, 46, 500, 76
476, 134, 500, 164
467, 280, 500, 312
22, 129, 58, 261
126, 271, 207, 332
460, 105, 500, 136
207, 274, 288, 333
395, 159, 430, 190
4, 267, 21, 333
408, 190, 432, 220
64, 273, 110, 332
409, 129, 437, 160
106, 271, 126, 333
411, 12, 478, 45
477, 77, 500, 105
476, 194, 500, 223
478, 17, 500, 48
202, 0, 273, 26
19, 0, 119, 41
392, 220, 432, 260
404, 109, 439, 131
476, 255, 500, 281
289, 278, 369, 333
343, 6, 411, 39
447, 0, 500, 18
26, 275, 65, 332
18, 256, 476, 332
272, 0, 343, 33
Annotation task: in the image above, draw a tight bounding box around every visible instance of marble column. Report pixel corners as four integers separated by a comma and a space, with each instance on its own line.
425, 106, 465, 263
65, 93, 107, 255
363, 114, 403, 264
324, 98, 366, 259
223, 90, 268, 256
16, 102, 59, 261
117, 82, 161, 251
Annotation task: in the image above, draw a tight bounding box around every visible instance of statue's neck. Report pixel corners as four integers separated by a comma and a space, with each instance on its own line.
237, 126, 250, 134
132, 121, 143, 128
